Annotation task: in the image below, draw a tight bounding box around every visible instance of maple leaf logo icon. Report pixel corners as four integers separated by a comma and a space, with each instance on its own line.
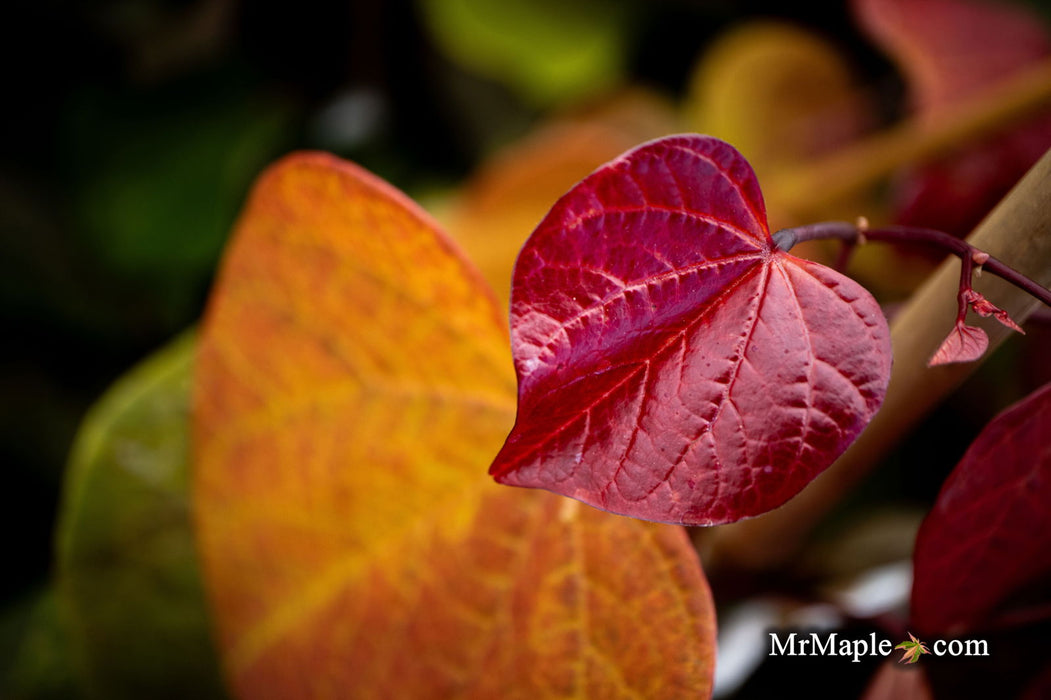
895, 632, 931, 664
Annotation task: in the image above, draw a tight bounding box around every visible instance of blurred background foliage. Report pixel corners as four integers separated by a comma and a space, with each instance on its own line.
3, 0, 1051, 697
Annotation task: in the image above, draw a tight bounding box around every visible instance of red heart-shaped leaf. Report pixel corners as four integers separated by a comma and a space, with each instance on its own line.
489, 135, 892, 525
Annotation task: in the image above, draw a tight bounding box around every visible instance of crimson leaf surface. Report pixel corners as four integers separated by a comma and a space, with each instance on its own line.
912, 380, 1051, 637
490, 135, 892, 525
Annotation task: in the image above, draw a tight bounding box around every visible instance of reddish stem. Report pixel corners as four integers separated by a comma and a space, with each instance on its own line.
955, 249, 973, 326
772, 222, 1051, 308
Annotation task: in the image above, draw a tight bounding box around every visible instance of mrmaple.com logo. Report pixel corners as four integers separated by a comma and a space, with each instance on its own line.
768, 630, 989, 663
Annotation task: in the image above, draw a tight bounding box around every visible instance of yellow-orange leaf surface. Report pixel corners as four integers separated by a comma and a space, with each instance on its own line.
193, 152, 715, 698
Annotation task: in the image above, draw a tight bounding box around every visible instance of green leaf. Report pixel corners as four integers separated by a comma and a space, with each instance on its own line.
1, 588, 80, 700
417, 0, 630, 106
55, 333, 227, 699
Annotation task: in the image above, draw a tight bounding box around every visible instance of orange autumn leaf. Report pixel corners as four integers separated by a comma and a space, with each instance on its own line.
193, 153, 715, 698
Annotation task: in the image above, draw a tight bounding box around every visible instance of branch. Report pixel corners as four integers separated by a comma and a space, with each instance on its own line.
773, 222, 1051, 308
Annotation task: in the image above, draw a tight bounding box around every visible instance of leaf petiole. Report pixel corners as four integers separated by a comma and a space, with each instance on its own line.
774, 220, 1051, 365
773, 220, 1051, 308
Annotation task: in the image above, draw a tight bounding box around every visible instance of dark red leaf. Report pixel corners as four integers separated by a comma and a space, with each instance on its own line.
489, 135, 892, 525
912, 381, 1051, 636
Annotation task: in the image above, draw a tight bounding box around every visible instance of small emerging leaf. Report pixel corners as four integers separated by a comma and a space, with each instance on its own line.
490, 135, 892, 525
964, 289, 1024, 333
928, 321, 988, 366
